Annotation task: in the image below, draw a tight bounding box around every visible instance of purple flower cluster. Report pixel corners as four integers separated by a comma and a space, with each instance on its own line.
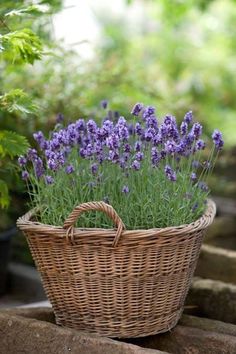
18, 102, 224, 191
212, 129, 224, 150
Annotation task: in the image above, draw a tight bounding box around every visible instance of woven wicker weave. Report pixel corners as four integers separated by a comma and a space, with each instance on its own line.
17, 199, 216, 338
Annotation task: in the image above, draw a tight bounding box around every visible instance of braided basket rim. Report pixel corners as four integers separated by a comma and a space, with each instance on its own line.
17, 198, 216, 239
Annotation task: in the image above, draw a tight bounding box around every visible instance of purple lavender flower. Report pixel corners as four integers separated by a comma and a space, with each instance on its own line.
164, 140, 176, 155
33, 157, 44, 178
146, 115, 158, 129
151, 147, 160, 166
191, 123, 202, 139
164, 115, 176, 126
190, 172, 197, 181
27, 148, 38, 161
164, 165, 177, 182
131, 160, 140, 171
192, 202, 199, 212
45, 175, 54, 184
18, 155, 27, 167
135, 151, 144, 161
108, 150, 119, 163
122, 185, 129, 194
144, 128, 155, 141
50, 137, 60, 150
106, 134, 120, 150
184, 111, 193, 124
153, 134, 162, 146
198, 181, 209, 192
192, 160, 200, 169
180, 121, 188, 135
131, 103, 143, 116
135, 123, 143, 136
128, 123, 135, 135
100, 99, 108, 109
123, 152, 130, 162
212, 129, 224, 150
184, 132, 195, 146
56, 113, 64, 123
22, 170, 29, 181
118, 125, 129, 141
84, 144, 94, 157
160, 150, 167, 159
142, 106, 155, 120
119, 158, 126, 169
87, 119, 97, 134
33, 131, 45, 145
176, 141, 187, 155
47, 159, 58, 171
124, 143, 132, 153
159, 124, 168, 139
103, 120, 114, 134
65, 164, 75, 174
196, 139, 205, 150
45, 149, 55, 159
134, 141, 142, 152
91, 163, 98, 175
75, 119, 85, 131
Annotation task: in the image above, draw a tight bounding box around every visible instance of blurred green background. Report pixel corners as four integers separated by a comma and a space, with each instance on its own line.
1, 0, 236, 264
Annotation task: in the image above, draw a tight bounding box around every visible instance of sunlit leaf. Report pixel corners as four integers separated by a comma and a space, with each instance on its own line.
0, 29, 43, 64
4, 5, 50, 17
0, 89, 38, 114
0, 130, 29, 158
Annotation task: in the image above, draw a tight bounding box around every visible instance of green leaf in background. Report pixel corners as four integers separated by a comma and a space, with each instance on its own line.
4, 4, 50, 18
0, 179, 9, 208
0, 89, 38, 114
0, 29, 43, 64
0, 130, 29, 158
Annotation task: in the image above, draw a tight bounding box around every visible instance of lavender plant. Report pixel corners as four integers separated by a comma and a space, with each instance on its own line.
18, 102, 224, 229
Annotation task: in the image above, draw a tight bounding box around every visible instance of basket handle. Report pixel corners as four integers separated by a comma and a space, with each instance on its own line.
63, 201, 126, 247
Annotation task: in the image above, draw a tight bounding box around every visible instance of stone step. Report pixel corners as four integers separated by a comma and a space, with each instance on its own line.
1, 307, 236, 354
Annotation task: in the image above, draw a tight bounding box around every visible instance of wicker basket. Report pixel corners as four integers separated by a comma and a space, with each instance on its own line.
17, 199, 216, 338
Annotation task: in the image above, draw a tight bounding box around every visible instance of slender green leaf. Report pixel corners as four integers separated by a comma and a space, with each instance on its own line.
0, 179, 9, 208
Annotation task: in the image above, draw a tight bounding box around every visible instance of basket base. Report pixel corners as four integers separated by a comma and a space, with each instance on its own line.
54, 307, 183, 338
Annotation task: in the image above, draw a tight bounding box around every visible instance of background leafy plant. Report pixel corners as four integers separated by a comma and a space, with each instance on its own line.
0, 0, 62, 209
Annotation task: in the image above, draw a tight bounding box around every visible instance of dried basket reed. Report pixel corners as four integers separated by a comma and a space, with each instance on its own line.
17, 199, 216, 338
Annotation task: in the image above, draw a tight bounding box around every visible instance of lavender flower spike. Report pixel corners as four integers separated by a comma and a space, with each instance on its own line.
196, 139, 205, 150
212, 129, 224, 150
122, 185, 129, 194
18, 155, 27, 167
131, 160, 140, 171
192, 123, 202, 139
184, 111, 193, 124
100, 99, 108, 109
91, 163, 98, 175
142, 106, 155, 120
65, 165, 75, 174
164, 165, 177, 182
131, 103, 143, 116
45, 175, 54, 185
22, 170, 29, 180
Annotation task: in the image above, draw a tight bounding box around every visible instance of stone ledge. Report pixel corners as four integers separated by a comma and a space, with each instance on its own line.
0, 308, 165, 354
186, 277, 236, 324
2, 308, 236, 354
